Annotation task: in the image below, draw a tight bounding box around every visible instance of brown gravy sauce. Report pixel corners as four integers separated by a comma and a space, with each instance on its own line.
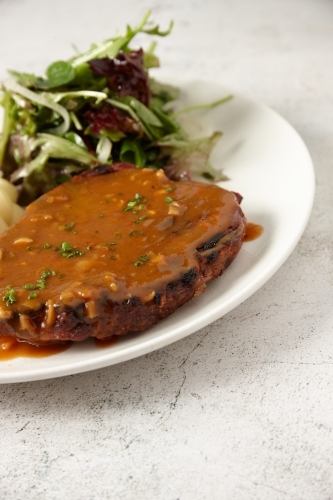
0, 335, 71, 361
0, 168, 238, 323
0, 167, 242, 350
244, 222, 264, 242
0, 335, 117, 361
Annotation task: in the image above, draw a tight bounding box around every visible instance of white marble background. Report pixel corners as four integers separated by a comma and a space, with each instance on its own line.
0, 0, 333, 498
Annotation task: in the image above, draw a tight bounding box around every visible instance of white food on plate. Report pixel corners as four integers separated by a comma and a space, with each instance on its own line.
0, 190, 13, 226
0, 178, 18, 203
0, 179, 21, 229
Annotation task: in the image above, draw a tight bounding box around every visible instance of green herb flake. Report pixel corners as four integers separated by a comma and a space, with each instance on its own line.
44, 243, 51, 249
28, 292, 38, 300
165, 196, 174, 204
22, 284, 38, 290
38, 269, 56, 288
62, 222, 76, 233
134, 254, 150, 267
57, 242, 85, 258
135, 215, 148, 224
23, 269, 56, 293
2, 286, 17, 306
124, 193, 145, 212
165, 186, 175, 192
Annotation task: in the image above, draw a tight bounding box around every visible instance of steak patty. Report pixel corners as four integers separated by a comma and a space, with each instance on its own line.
0, 164, 246, 343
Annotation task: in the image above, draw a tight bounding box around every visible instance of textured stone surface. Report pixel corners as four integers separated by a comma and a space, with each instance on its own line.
1, 0, 333, 498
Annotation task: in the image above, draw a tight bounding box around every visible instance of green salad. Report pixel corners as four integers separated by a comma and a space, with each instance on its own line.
0, 11, 230, 205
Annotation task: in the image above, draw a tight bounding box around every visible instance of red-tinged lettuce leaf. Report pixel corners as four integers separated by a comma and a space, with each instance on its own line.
88, 49, 150, 106
84, 103, 140, 136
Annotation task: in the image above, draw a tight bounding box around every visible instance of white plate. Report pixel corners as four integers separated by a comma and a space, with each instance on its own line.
0, 78, 315, 383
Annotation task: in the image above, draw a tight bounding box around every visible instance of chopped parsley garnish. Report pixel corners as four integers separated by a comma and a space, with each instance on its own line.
22, 284, 38, 291
44, 243, 51, 249
135, 215, 148, 224
62, 222, 76, 233
39, 269, 56, 287
165, 196, 174, 203
56, 242, 85, 258
134, 254, 150, 267
102, 242, 117, 251
124, 193, 146, 212
28, 292, 38, 300
22, 269, 56, 291
101, 242, 116, 251
2, 286, 17, 306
